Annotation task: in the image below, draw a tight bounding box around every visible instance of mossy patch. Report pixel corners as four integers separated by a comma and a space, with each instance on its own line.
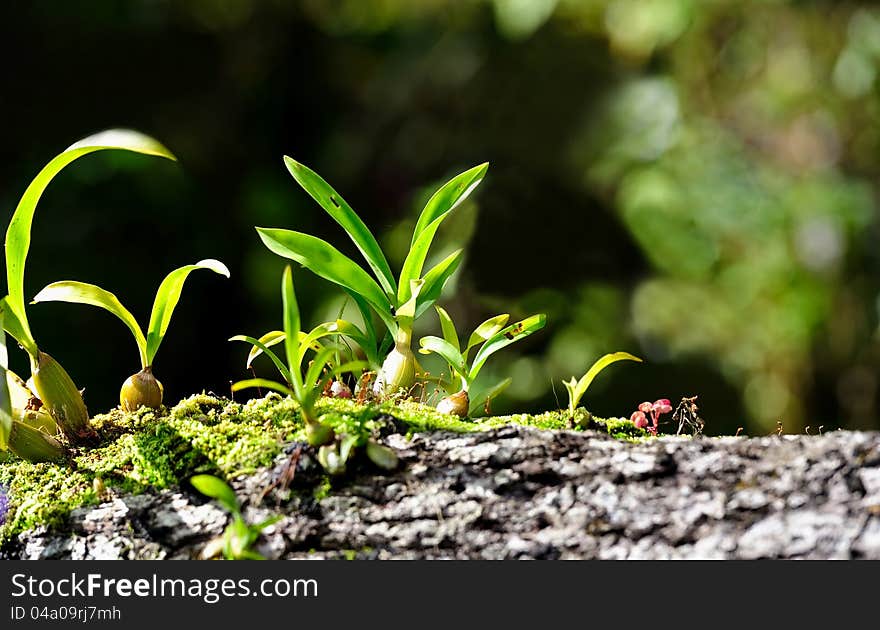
0, 393, 647, 544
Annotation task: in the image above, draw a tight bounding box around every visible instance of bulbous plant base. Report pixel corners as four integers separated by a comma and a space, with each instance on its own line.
437, 390, 469, 417
120, 367, 164, 412
373, 344, 416, 398
31, 351, 96, 446
305, 421, 335, 447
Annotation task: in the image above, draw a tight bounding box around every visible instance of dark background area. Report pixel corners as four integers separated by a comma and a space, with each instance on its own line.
2, 0, 880, 435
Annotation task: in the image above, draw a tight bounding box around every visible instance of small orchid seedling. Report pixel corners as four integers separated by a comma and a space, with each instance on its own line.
190, 474, 280, 560
2, 129, 176, 444
256, 159, 488, 398
419, 308, 547, 417
230, 266, 365, 447
33, 259, 230, 411
0, 307, 66, 463
563, 352, 642, 421
630, 399, 672, 436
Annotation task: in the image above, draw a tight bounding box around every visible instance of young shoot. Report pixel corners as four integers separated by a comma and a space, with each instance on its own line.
563, 352, 642, 421
2, 129, 176, 444
190, 474, 280, 560
230, 266, 364, 447
32, 260, 230, 411
256, 159, 488, 397
419, 309, 547, 417
0, 307, 66, 463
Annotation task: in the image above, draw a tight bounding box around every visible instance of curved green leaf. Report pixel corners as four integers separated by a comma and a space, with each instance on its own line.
230, 378, 293, 397
0, 296, 38, 358
465, 314, 510, 354
229, 335, 292, 384
398, 215, 445, 304
569, 352, 642, 412
284, 157, 397, 300
190, 474, 240, 515
281, 265, 304, 401
435, 306, 460, 352
469, 314, 546, 382
415, 249, 464, 319
5, 129, 176, 357
32, 281, 147, 368
245, 331, 285, 369
257, 228, 394, 331
418, 336, 467, 381
412, 163, 488, 245
146, 259, 229, 365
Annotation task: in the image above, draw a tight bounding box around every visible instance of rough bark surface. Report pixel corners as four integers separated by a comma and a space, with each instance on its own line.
4, 427, 880, 559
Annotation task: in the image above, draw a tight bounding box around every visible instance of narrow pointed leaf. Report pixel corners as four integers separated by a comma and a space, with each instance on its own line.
304, 346, 337, 393
257, 228, 394, 331
435, 306, 460, 352
284, 157, 397, 299
395, 279, 424, 334
398, 215, 446, 303
33, 281, 148, 368
190, 474, 240, 515
281, 266, 303, 398
469, 314, 546, 382
229, 335, 292, 384
245, 331, 286, 369
465, 314, 510, 354
571, 352, 642, 410
415, 249, 464, 318
145, 259, 229, 365
231, 378, 293, 397
6, 129, 176, 356
418, 336, 467, 381
0, 296, 38, 358
412, 163, 488, 245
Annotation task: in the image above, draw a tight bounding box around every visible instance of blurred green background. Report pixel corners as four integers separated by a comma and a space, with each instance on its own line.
3, 0, 880, 435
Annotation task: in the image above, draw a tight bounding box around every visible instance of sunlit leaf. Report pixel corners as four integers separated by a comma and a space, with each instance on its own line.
190, 474, 239, 515
465, 314, 510, 354
469, 314, 546, 382
145, 259, 229, 365
5, 129, 175, 358
412, 163, 488, 245
229, 335, 292, 384
257, 228, 394, 332
435, 306, 460, 352
0, 311, 12, 450
281, 265, 303, 399
468, 377, 512, 417
415, 249, 464, 318
568, 352, 642, 414
418, 336, 467, 380
33, 281, 147, 368
230, 378, 293, 397
284, 157, 397, 300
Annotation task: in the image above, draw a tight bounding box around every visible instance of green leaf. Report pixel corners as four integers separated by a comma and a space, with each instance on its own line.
398, 215, 446, 304
230, 378, 293, 397
465, 314, 510, 354
244, 331, 286, 369
435, 306, 460, 352
229, 335, 292, 384
418, 336, 467, 381
298, 323, 338, 364
257, 228, 394, 332
304, 345, 337, 394
0, 311, 12, 450
412, 163, 488, 246
190, 474, 239, 515
415, 249, 464, 319
284, 157, 397, 300
5, 129, 176, 358
468, 377, 512, 417
0, 296, 38, 359
145, 259, 229, 365
281, 266, 303, 399
32, 281, 147, 368
469, 314, 546, 382
568, 352, 642, 413
328, 318, 380, 368
395, 279, 424, 336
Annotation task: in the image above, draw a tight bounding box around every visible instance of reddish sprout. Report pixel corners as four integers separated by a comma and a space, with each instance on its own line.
652, 399, 672, 415
638, 401, 653, 414
631, 410, 648, 429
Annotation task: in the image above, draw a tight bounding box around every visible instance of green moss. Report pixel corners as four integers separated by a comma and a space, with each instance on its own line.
0, 392, 649, 544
